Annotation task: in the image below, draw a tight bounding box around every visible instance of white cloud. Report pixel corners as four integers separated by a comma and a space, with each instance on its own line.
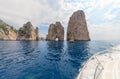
0, 0, 63, 27
98, 0, 113, 8
89, 23, 120, 40
103, 0, 120, 21
104, 12, 116, 20
0, 0, 119, 40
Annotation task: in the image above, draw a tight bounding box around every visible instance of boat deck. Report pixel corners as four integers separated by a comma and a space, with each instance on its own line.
77, 45, 120, 79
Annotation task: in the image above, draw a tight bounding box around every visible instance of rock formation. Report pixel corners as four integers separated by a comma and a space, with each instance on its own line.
17, 22, 39, 40
67, 10, 90, 41
35, 27, 39, 40
0, 19, 17, 40
46, 22, 64, 41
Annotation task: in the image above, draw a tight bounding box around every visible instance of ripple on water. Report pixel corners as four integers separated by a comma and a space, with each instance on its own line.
0, 41, 119, 79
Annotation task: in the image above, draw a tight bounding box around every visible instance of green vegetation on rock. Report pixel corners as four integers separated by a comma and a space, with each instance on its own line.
0, 23, 17, 33
10, 26, 17, 33
0, 24, 7, 30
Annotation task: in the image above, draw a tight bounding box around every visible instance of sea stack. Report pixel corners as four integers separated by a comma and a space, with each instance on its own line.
67, 10, 90, 41
46, 22, 64, 41
35, 27, 39, 40
17, 22, 39, 40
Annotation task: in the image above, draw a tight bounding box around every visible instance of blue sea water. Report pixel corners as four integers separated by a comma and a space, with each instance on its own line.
0, 41, 120, 79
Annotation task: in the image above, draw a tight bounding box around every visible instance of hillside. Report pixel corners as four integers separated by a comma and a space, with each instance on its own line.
0, 19, 17, 40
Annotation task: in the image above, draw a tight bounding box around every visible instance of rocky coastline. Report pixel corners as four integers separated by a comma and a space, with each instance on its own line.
0, 10, 90, 41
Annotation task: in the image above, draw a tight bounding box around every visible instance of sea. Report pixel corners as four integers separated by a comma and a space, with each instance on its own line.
0, 41, 120, 79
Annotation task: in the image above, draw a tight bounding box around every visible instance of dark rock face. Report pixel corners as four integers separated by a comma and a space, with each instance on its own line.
17, 22, 39, 40
67, 10, 90, 41
46, 22, 64, 41
35, 27, 39, 40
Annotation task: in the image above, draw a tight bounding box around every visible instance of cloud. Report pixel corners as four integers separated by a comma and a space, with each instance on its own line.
89, 23, 120, 40
98, 0, 113, 8
0, 0, 62, 27
0, 0, 119, 40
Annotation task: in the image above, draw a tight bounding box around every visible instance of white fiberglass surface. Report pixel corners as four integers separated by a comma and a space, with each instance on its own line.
77, 44, 120, 79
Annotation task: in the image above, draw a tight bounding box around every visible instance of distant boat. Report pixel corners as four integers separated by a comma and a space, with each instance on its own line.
69, 40, 74, 43
77, 45, 120, 79
69, 36, 74, 42
55, 38, 58, 41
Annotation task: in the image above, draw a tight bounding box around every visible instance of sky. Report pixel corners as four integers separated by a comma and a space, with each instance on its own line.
0, 0, 120, 40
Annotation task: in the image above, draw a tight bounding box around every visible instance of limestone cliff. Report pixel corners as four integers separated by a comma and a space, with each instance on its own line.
35, 27, 39, 40
46, 22, 64, 41
67, 10, 90, 41
17, 22, 39, 40
0, 19, 17, 40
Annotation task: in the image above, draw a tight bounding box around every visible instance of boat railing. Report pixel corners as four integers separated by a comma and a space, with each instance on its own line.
77, 49, 113, 79
76, 53, 98, 79
94, 51, 113, 79
94, 56, 104, 79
